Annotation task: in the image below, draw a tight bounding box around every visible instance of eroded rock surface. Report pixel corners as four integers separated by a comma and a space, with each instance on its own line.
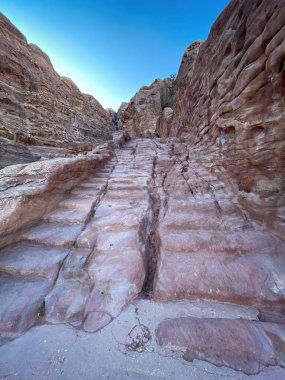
151, 140, 285, 308
0, 141, 113, 248
172, 0, 285, 239
156, 317, 285, 375
0, 140, 157, 339
0, 13, 115, 168
119, 78, 176, 138
0, 137, 285, 377
1, 0, 285, 376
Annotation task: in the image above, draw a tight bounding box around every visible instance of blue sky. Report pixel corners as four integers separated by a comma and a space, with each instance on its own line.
1, 0, 230, 110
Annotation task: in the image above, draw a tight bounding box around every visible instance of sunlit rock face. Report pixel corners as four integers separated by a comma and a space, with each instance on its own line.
172, 0, 285, 239
119, 78, 176, 138
0, 13, 115, 169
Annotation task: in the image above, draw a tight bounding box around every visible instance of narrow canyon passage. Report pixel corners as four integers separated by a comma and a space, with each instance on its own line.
0, 138, 285, 375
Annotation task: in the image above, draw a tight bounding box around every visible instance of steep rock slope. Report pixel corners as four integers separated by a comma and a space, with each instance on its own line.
0, 13, 115, 168
119, 78, 176, 138
172, 0, 285, 238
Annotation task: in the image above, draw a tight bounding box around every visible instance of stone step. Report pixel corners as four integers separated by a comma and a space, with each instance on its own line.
162, 213, 247, 231
78, 182, 106, 191
83, 178, 108, 184
80, 180, 106, 186
160, 229, 278, 255
0, 243, 68, 279
22, 223, 82, 247
88, 173, 109, 179
45, 208, 90, 225
156, 316, 285, 375
0, 274, 52, 335
154, 250, 284, 305
103, 189, 145, 201
166, 198, 242, 217
71, 188, 101, 198
59, 197, 96, 210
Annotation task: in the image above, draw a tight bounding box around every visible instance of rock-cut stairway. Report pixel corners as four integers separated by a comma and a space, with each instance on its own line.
0, 138, 285, 375
0, 139, 155, 341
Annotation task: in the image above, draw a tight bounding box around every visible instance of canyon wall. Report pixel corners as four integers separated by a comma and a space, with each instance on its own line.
119, 78, 176, 138
171, 0, 285, 238
0, 13, 115, 169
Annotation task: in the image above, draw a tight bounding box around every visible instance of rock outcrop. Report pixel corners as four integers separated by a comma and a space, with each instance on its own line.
0, 13, 115, 168
0, 141, 113, 249
172, 0, 285, 239
116, 102, 128, 130
175, 41, 202, 85
1, 1, 285, 377
119, 78, 176, 138
156, 317, 285, 375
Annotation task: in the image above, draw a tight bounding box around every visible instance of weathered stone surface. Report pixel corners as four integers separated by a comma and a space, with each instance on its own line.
171, 0, 285, 239
156, 317, 285, 375
0, 274, 52, 336
0, 160, 114, 337
39, 141, 155, 333
0, 142, 112, 248
0, 243, 68, 279
45, 248, 92, 324
116, 102, 128, 129
175, 41, 203, 85
0, 13, 115, 168
2, 299, 285, 379
0, 2, 285, 373
119, 78, 176, 138
151, 140, 285, 307
22, 223, 83, 247
155, 107, 174, 138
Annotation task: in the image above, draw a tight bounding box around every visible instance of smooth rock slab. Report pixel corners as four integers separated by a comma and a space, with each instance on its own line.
0, 243, 69, 279
22, 223, 82, 247
45, 208, 90, 225
85, 246, 146, 321
59, 197, 96, 210
154, 252, 284, 305
45, 249, 92, 324
70, 188, 101, 198
156, 317, 285, 375
45, 279, 91, 324
0, 274, 52, 336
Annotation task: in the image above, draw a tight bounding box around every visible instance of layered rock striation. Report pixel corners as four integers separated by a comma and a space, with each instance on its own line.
171, 0, 285, 238
0, 13, 115, 168
118, 78, 176, 138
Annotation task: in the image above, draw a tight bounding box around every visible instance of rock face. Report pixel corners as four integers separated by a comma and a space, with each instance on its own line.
172, 0, 285, 239
156, 317, 285, 375
119, 78, 176, 138
1, 1, 285, 376
175, 41, 202, 85
117, 42, 202, 139
0, 141, 113, 248
0, 13, 115, 168
116, 102, 128, 129
0, 139, 155, 339
148, 139, 285, 308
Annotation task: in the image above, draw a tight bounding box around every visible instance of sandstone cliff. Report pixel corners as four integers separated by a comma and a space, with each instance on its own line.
118, 78, 176, 138
0, 13, 115, 168
171, 0, 285, 238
